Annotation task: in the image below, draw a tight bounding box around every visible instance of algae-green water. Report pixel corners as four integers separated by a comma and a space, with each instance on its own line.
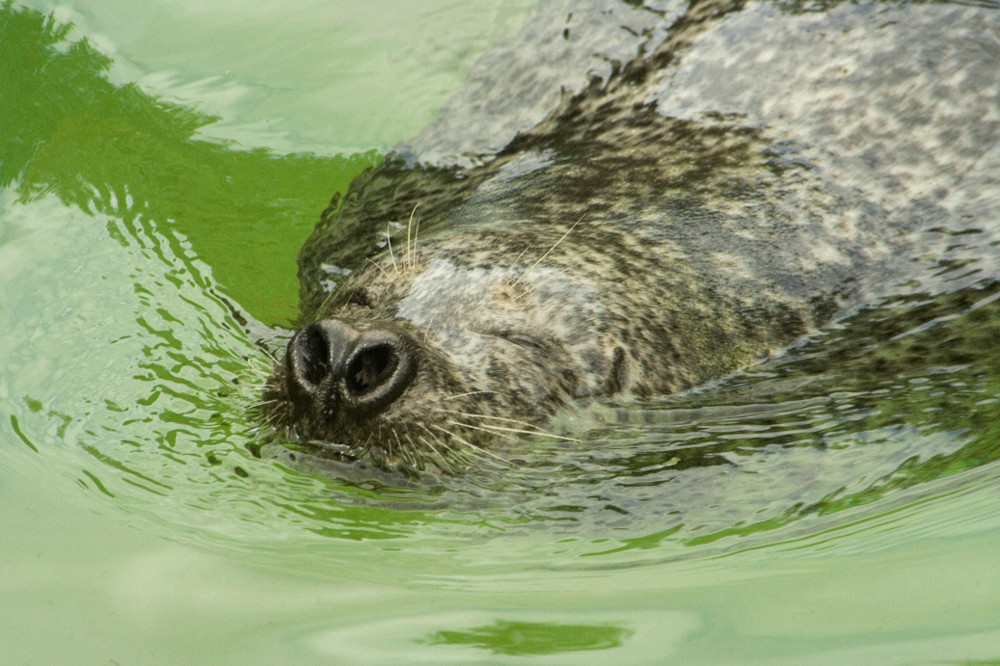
2, 1, 999, 663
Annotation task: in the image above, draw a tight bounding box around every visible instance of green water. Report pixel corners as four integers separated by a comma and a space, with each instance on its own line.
2, 1, 999, 663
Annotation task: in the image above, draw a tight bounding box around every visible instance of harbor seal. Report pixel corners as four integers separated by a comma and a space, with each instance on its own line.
261, 0, 1000, 476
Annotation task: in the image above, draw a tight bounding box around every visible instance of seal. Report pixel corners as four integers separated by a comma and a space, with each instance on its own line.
261, 0, 1000, 476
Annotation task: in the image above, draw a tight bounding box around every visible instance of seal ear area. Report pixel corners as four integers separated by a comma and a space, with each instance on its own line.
284, 320, 418, 420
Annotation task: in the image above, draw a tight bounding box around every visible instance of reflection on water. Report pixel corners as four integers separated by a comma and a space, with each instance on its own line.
1, 1, 378, 324
422, 619, 634, 656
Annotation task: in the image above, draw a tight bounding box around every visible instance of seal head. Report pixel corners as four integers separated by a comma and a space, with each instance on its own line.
262, 226, 635, 474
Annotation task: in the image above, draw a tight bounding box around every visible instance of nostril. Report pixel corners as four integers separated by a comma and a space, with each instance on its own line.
298, 324, 332, 387
340, 332, 417, 415
287, 320, 358, 402
345, 344, 398, 396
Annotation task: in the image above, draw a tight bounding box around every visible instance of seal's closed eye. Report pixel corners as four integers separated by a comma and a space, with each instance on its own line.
489, 330, 552, 354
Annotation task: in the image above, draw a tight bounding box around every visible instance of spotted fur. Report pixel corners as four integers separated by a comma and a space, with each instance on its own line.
263, 0, 1000, 474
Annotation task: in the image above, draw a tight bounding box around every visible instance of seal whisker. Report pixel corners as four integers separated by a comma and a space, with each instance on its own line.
420, 311, 441, 344
436, 410, 543, 429
406, 202, 421, 269
414, 432, 459, 473
251, 409, 282, 426
433, 409, 579, 442
374, 424, 383, 459
430, 424, 510, 466
444, 436, 505, 469
385, 223, 398, 273
447, 419, 580, 443
418, 427, 465, 468
399, 432, 420, 470
433, 410, 538, 436
508, 216, 582, 289
250, 398, 278, 409
250, 346, 279, 364
439, 436, 482, 472
439, 391, 496, 401
505, 247, 530, 276
366, 257, 393, 281
255, 410, 281, 427
416, 423, 469, 463
243, 360, 269, 372
412, 432, 438, 461
444, 419, 517, 444
435, 421, 510, 465
392, 428, 405, 462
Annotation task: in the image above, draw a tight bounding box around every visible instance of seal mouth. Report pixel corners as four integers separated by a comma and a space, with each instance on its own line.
262, 436, 428, 488
295, 437, 360, 464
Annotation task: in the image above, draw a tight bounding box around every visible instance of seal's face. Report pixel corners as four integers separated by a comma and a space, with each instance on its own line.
262, 232, 624, 474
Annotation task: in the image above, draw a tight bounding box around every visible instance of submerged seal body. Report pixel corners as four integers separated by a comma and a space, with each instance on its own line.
262, 0, 1000, 474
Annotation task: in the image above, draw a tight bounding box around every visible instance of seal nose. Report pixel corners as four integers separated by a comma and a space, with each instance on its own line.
285, 320, 417, 418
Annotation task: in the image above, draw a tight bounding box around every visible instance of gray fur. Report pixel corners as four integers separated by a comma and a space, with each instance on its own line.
264, 0, 1000, 474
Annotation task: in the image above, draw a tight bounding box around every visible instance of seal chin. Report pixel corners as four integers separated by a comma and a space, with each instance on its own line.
285, 319, 418, 424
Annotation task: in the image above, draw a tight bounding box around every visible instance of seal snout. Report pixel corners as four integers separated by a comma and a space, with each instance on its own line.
286, 319, 417, 420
